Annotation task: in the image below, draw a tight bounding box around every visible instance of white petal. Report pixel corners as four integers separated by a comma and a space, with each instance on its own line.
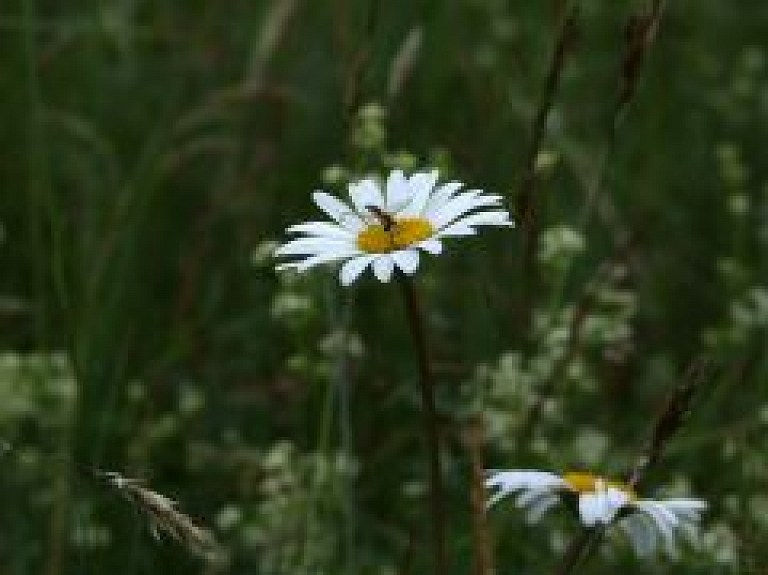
385, 169, 410, 211
487, 490, 510, 508
339, 255, 376, 285
434, 221, 478, 238
515, 488, 551, 508
578, 493, 604, 526
313, 191, 359, 225
372, 255, 395, 282
431, 192, 503, 229
392, 249, 420, 275
620, 513, 659, 557
485, 469, 567, 494
286, 221, 357, 239
525, 494, 560, 523
578, 488, 628, 526
401, 170, 439, 216
428, 192, 484, 224
641, 500, 680, 529
633, 500, 678, 554
418, 238, 443, 255
605, 487, 631, 516
275, 237, 354, 257
277, 250, 356, 272
424, 181, 463, 216
654, 498, 707, 552
450, 209, 514, 229
661, 499, 708, 519
349, 178, 384, 214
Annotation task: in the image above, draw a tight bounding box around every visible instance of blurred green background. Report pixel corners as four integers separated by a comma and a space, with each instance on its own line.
1, 0, 767, 573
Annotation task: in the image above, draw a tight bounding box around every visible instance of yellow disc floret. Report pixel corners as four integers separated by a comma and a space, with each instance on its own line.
356, 216, 434, 254
562, 471, 636, 500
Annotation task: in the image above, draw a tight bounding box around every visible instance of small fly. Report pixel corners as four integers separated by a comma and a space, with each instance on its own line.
338, 200, 411, 230
365, 205, 397, 231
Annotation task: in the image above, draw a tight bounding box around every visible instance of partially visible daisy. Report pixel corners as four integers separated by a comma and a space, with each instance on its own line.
275, 169, 513, 285
486, 469, 707, 558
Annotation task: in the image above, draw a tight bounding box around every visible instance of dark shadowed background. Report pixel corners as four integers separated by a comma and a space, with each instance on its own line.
1, 0, 767, 573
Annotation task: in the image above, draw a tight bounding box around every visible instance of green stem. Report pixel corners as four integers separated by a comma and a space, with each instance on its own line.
397, 274, 447, 574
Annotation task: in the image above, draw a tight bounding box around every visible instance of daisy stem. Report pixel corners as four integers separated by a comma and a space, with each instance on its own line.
397, 274, 447, 575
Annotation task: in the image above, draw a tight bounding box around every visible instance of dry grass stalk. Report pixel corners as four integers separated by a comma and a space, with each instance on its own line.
388, 26, 423, 100
95, 469, 227, 568
463, 416, 495, 575
515, 8, 579, 330
627, 356, 712, 487
618, 0, 667, 111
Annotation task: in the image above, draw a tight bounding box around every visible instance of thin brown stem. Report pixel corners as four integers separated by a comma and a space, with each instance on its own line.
464, 416, 494, 575
398, 274, 447, 575
627, 356, 712, 488
515, 9, 579, 333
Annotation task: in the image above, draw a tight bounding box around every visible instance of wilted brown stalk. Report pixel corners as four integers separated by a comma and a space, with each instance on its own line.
580, 0, 668, 228
246, 0, 301, 87
553, 356, 712, 575
523, 0, 668, 330
332, 0, 382, 114
464, 416, 495, 575
627, 357, 712, 488
93, 469, 227, 568
617, 0, 667, 115
398, 275, 448, 575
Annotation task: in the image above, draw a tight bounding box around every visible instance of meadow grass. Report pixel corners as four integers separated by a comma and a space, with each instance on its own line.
1, 1, 767, 573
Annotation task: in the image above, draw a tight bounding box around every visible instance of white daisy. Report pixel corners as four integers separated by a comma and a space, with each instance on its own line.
275, 169, 513, 285
486, 469, 707, 558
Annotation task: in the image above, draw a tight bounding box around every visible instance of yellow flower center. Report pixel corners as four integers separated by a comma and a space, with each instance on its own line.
562, 471, 636, 500
356, 216, 434, 254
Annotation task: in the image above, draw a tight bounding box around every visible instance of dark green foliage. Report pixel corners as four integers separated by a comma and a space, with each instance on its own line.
1, 0, 767, 573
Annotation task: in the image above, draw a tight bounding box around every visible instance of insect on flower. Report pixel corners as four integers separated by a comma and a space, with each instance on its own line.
364, 204, 397, 230
275, 169, 514, 285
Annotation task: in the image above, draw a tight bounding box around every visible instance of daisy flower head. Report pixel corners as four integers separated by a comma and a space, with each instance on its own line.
275, 169, 514, 285
486, 469, 708, 558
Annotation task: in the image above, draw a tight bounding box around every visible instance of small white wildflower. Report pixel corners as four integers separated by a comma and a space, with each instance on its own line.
571, 428, 610, 467
727, 193, 750, 216
538, 225, 586, 264
700, 521, 739, 565
486, 469, 707, 558
251, 240, 279, 267
275, 169, 514, 285
270, 293, 313, 321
